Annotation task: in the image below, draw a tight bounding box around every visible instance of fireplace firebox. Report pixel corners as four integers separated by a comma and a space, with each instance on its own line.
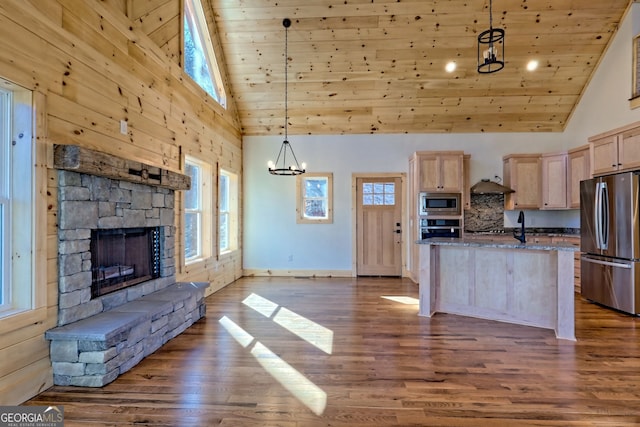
90, 227, 161, 298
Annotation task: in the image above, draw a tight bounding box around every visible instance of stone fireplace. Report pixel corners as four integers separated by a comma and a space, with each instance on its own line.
55, 169, 176, 326
46, 145, 207, 387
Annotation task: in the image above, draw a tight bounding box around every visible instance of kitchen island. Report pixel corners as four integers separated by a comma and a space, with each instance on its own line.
418, 237, 579, 340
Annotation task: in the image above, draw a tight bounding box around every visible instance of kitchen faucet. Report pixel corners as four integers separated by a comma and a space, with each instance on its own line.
513, 210, 526, 244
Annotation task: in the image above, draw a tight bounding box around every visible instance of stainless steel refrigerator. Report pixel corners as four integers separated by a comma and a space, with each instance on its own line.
580, 171, 640, 315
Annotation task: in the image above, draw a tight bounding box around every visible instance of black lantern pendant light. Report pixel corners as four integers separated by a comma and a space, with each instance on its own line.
477, 0, 505, 74
268, 18, 306, 176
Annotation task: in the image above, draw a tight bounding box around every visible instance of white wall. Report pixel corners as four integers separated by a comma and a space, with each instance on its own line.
243, 4, 640, 274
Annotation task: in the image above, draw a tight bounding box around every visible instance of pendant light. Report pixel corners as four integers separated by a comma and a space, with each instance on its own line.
268, 18, 306, 176
477, 0, 505, 74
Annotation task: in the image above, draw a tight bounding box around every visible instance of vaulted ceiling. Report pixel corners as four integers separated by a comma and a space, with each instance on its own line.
210, 0, 633, 136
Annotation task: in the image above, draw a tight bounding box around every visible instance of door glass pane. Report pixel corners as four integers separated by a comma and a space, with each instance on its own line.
384, 183, 395, 194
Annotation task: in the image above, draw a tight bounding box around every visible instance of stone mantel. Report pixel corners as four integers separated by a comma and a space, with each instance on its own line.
53, 144, 190, 191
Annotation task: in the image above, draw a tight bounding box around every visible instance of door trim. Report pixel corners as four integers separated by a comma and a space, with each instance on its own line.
351, 172, 407, 277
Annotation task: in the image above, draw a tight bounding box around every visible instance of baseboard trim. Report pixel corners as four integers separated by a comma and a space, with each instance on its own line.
242, 269, 353, 278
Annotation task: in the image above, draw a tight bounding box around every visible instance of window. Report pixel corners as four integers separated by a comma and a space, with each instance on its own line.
297, 173, 333, 224
0, 80, 34, 317
184, 156, 212, 264
362, 181, 395, 206
219, 168, 238, 254
183, 0, 227, 108
0, 88, 8, 310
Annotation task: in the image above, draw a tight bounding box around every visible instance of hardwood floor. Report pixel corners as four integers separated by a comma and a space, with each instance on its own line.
25, 277, 640, 426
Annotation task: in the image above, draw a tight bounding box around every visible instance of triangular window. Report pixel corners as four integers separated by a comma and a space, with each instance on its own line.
183, 0, 227, 108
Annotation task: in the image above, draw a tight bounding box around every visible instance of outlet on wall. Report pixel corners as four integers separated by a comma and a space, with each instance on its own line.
120, 119, 128, 135
288, 255, 293, 262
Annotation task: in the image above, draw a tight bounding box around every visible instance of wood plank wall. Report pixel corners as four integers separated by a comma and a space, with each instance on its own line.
0, 0, 243, 405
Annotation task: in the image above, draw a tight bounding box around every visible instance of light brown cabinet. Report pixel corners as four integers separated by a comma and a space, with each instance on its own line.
408, 150, 466, 282
590, 121, 640, 176
503, 154, 542, 210
551, 236, 581, 293
567, 145, 590, 208
541, 152, 568, 209
463, 154, 471, 210
418, 151, 464, 192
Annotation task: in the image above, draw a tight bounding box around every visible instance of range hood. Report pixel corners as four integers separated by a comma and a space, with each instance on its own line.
470, 179, 514, 194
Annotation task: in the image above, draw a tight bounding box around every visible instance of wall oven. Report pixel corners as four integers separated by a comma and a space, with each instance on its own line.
419, 192, 461, 216
420, 218, 461, 239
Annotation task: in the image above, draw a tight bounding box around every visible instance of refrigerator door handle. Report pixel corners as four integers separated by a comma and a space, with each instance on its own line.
601, 182, 609, 249
594, 182, 602, 250
581, 256, 632, 269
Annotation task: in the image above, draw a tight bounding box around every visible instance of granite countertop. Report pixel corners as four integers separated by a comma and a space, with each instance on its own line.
417, 237, 580, 251
465, 228, 580, 238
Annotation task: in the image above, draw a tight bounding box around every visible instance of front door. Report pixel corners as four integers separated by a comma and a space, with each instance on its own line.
356, 177, 402, 276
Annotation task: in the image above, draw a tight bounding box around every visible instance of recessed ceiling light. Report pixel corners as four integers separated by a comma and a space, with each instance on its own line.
527, 60, 539, 71
445, 61, 456, 73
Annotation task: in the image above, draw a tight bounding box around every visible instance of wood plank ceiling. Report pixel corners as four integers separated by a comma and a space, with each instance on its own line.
209, 0, 632, 135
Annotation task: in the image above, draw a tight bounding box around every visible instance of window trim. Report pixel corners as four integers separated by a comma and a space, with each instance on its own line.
183, 0, 227, 108
296, 173, 333, 224
218, 167, 238, 255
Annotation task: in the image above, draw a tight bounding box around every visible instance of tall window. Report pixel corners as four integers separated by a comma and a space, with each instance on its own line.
183, 0, 226, 108
219, 168, 238, 254
0, 80, 33, 317
184, 156, 212, 264
0, 88, 8, 310
297, 173, 333, 224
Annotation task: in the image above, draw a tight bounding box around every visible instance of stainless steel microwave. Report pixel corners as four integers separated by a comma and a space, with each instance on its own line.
419, 192, 461, 215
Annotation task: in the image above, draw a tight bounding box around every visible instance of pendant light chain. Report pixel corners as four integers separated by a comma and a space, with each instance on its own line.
489, 0, 493, 29
284, 19, 288, 142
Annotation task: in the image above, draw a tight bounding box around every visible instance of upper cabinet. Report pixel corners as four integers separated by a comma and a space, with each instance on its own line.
590, 121, 640, 176
503, 154, 541, 210
541, 152, 568, 209
567, 145, 590, 209
417, 151, 464, 192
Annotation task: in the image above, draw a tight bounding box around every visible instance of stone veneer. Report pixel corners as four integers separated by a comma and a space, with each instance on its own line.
46, 169, 206, 387
56, 170, 177, 326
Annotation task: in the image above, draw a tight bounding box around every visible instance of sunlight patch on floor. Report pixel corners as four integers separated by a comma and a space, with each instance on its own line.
381, 295, 420, 305
273, 307, 333, 354
220, 293, 333, 415
242, 293, 334, 355
242, 293, 279, 317
250, 341, 327, 416
219, 315, 255, 348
